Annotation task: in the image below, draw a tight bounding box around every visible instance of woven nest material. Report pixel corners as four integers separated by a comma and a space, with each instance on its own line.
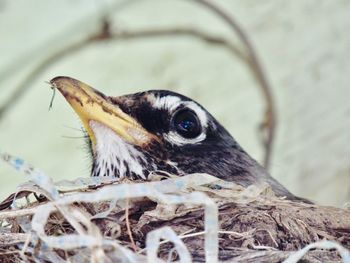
0, 153, 349, 263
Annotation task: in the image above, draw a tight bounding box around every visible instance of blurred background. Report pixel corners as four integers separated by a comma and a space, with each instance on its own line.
0, 0, 349, 206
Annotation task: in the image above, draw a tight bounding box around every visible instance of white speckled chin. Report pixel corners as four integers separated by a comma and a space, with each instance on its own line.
89, 120, 147, 179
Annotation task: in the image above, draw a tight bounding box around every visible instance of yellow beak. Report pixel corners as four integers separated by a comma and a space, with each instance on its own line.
50, 76, 154, 150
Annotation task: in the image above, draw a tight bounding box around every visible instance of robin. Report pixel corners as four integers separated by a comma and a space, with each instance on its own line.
51, 76, 310, 203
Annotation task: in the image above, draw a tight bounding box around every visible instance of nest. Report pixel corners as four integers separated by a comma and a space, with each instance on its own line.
0, 153, 349, 263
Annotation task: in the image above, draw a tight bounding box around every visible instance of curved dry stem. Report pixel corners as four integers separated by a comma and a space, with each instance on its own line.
192, 0, 276, 169
0, 37, 91, 119
0, 26, 245, 119
0, 0, 276, 168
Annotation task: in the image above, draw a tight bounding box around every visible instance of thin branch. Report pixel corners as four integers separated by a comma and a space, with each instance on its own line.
110, 27, 246, 61
0, 37, 91, 119
0, 1, 276, 168
0, 204, 55, 220
192, 0, 277, 169
0, 25, 246, 119
125, 198, 138, 252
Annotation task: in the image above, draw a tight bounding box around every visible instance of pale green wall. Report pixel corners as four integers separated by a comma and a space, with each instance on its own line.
0, 0, 349, 206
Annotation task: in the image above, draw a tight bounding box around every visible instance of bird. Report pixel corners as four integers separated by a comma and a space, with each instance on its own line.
51, 76, 310, 203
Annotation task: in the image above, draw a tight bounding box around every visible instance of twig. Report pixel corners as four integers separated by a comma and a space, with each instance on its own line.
251, 245, 278, 251
19, 232, 32, 261
138, 230, 207, 255
0, 1, 276, 168
219, 230, 246, 238
110, 27, 246, 61
192, 0, 277, 169
0, 26, 244, 121
254, 228, 279, 248
48, 84, 56, 110
0, 233, 29, 246
0, 37, 90, 120
125, 198, 138, 252
0, 204, 56, 220
0, 250, 22, 256
138, 230, 249, 254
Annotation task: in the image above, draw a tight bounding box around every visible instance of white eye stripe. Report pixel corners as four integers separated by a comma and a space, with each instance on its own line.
152, 95, 181, 111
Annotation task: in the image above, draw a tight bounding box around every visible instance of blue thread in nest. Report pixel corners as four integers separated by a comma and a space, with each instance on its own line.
14, 158, 24, 170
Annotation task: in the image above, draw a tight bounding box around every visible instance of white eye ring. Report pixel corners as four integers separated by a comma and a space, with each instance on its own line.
171, 108, 202, 139
164, 130, 206, 146
151, 95, 209, 145
165, 102, 208, 146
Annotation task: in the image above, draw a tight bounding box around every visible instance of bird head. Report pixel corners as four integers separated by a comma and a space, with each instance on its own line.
50, 76, 310, 202
51, 76, 260, 183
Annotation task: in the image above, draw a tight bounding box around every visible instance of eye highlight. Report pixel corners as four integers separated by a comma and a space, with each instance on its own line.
171, 109, 202, 139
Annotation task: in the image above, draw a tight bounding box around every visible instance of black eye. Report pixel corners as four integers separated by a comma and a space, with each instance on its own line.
172, 109, 202, 139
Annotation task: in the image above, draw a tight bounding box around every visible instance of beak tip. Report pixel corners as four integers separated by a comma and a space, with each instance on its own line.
50, 75, 67, 84
50, 76, 78, 91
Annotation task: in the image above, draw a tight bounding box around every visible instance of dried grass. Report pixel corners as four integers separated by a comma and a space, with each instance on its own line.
0, 151, 349, 263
